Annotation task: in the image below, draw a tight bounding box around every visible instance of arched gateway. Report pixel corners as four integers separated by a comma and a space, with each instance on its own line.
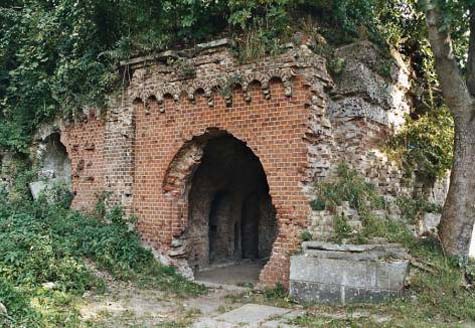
164, 131, 277, 280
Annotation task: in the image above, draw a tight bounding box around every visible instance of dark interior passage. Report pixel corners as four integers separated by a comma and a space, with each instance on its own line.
187, 135, 277, 272
241, 193, 260, 259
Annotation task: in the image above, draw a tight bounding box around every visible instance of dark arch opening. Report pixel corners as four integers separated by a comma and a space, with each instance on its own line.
187, 135, 277, 278
42, 133, 72, 184
30, 132, 72, 200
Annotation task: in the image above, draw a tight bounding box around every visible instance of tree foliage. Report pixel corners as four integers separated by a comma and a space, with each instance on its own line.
0, 0, 396, 153
0, 0, 466, 157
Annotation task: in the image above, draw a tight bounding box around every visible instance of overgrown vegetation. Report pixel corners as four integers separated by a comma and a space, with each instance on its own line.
311, 162, 408, 243
0, 0, 384, 153
388, 107, 454, 181
396, 195, 442, 224
310, 162, 444, 245
311, 163, 385, 214
2, 0, 466, 153
0, 185, 205, 327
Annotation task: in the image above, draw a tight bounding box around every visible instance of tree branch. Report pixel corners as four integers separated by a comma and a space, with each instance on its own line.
467, 6, 475, 97
423, 0, 472, 113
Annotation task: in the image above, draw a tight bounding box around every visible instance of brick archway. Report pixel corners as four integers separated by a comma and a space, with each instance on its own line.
163, 129, 278, 279
132, 77, 313, 286
62, 40, 415, 288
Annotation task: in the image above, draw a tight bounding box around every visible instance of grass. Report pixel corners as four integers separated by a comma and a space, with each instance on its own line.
0, 188, 206, 328
82, 308, 200, 328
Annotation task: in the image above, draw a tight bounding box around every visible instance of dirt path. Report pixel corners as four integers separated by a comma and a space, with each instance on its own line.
78, 279, 303, 327
75, 263, 413, 327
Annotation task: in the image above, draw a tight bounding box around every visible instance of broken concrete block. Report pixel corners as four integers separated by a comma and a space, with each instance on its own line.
290, 242, 409, 304
421, 212, 441, 234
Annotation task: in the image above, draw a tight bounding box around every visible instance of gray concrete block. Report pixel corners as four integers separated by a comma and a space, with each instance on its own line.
290, 280, 401, 304
290, 243, 409, 304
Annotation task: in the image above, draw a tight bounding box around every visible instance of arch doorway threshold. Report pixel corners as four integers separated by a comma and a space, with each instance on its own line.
194, 259, 266, 287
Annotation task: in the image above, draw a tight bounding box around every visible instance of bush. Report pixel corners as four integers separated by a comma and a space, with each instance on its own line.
0, 189, 205, 326
0, 280, 41, 328
388, 107, 454, 181
313, 162, 385, 213
396, 196, 442, 224
311, 162, 432, 244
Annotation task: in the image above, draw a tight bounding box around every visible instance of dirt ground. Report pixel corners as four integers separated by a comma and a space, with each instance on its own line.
77, 263, 475, 328
79, 280, 252, 327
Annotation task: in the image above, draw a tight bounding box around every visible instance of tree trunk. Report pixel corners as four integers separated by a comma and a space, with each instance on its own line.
423, 0, 475, 257
439, 114, 475, 256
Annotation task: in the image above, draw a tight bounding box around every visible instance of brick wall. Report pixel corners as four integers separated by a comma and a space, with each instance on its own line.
133, 78, 311, 285
61, 112, 106, 212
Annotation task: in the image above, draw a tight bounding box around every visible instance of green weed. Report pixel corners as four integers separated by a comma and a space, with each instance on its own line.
0, 188, 205, 327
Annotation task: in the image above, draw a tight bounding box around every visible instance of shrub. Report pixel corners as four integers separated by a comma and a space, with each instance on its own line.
313, 162, 385, 213
0, 188, 205, 326
311, 162, 429, 244
396, 196, 442, 224
333, 214, 352, 242
300, 230, 313, 242
0, 280, 41, 328
388, 107, 454, 181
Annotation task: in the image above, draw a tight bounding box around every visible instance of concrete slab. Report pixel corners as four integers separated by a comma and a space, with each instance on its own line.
214, 304, 291, 324
192, 304, 293, 327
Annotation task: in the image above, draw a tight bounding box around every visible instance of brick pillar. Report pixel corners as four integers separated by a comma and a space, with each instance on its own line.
103, 98, 135, 214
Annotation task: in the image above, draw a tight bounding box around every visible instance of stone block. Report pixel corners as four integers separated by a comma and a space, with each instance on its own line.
421, 212, 441, 234
29, 181, 47, 200
290, 242, 409, 304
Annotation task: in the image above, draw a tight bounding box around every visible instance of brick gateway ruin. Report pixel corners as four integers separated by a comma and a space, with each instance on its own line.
37, 39, 420, 286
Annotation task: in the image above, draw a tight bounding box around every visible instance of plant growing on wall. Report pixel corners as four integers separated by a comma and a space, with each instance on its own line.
388, 107, 454, 181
